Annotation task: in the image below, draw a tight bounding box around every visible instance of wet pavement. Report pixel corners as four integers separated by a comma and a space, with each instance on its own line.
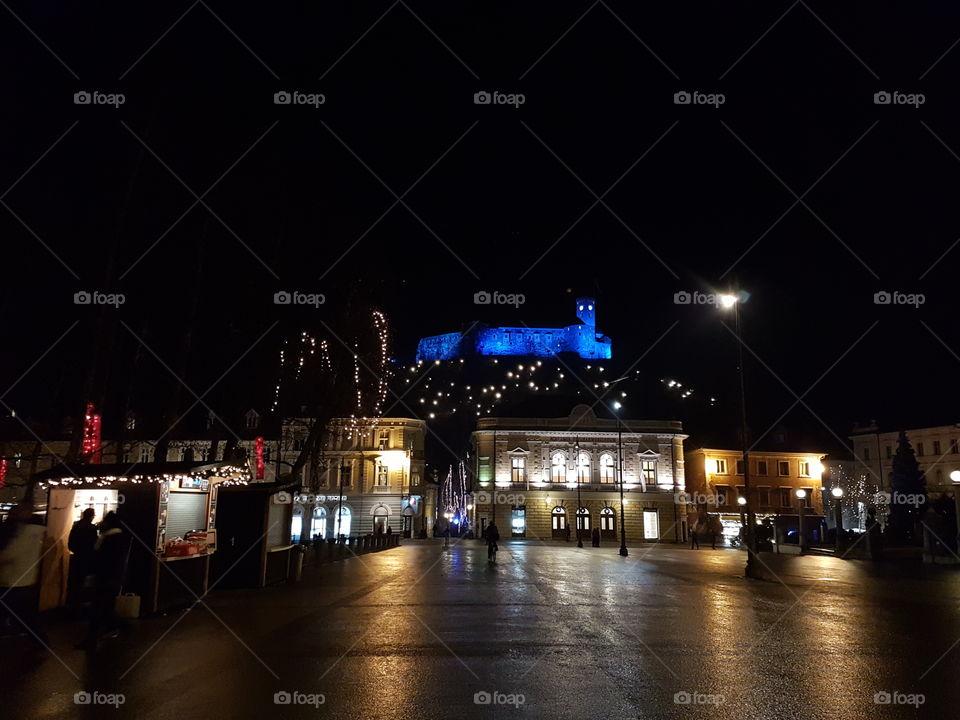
3, 539, 958, 719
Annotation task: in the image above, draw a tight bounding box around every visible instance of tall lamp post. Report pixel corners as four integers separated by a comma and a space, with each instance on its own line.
575, 439, 584, 548
831, 486, 844, 552
613, 402, 628, 557
796, 488, 808, 552
336, 459, 346, 542
737, 495, 747, 544
718, 292, 757, 577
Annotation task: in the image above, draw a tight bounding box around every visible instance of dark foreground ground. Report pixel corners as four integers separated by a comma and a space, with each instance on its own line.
2, 539, 956, 719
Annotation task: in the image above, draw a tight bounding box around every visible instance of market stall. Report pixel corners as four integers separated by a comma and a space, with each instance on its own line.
34, 461, 249, 615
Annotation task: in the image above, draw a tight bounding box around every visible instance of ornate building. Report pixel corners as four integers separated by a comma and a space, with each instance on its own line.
470, 405, 688, 544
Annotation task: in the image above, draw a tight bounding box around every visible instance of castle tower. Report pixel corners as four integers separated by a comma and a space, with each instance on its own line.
575, 297, 596, 327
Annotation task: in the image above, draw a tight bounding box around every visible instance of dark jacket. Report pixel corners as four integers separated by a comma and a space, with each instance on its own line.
485, 524, 500, 543
93, 528, 129, 588
68, 519, 98, 571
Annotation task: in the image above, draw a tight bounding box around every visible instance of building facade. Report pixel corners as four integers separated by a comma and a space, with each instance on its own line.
470, 405, 688, 544
684, 448, 827, 536
850, 423, 960, 496
288, 417, 434, 540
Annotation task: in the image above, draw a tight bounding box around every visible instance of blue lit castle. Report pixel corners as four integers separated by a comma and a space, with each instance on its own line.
416, 297, 612, 362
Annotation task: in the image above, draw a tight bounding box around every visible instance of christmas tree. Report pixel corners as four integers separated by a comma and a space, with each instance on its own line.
889, 431, 926, 542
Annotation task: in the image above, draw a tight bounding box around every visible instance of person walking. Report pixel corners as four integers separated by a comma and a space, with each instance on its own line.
484, 521, 500, 562
0, 496, 47, 648
690, 525, 700, 550
78, 512, 129, 651
68, 508, 97, 609
591, 526, 600, 547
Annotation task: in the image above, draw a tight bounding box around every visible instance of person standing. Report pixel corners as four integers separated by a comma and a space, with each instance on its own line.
0, 496, 47, 647
68, 508, 97, 609
690, 525, 700, 550
79, 512, 129, 651
484, 521, 500, 561
591, 526, 600, 547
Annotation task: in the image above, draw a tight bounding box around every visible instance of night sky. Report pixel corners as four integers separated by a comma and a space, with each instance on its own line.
4, 2, 960, 456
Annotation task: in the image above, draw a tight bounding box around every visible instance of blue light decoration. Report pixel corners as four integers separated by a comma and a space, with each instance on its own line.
416, 297, 612, 361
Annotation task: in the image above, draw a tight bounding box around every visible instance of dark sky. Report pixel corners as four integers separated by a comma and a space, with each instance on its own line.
3, 2, 960, 455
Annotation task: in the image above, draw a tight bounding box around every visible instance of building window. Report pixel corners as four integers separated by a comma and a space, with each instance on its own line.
333, 506, 352, 537
140, 447, 151, 463
799, 461, 811, 477
779, 487, 792, 508
576, 507, 590, 531
600, 454, 615, 483
600, 507, 616, 533
13, 451, 21, 468
934, 440, 942, 456
799, 488, 813, 508
551, 452, 566, 483
340, 464, 352, 487
643, 509, 659, 541
917, 442, 925, 457
511, 456, 525, 483
758, 486, 771, 507
378, 431, 390, 450
376, 463, 388, 486
715, 459, 728, 474
756, 460, 768, 476
311, 507, 327, 540
952, 439, 959, 455
641, 460, 656, 483
735, 459, 744, 475
551, 506, 567, 530
245, 410, 260, 429
577, 452, 591, 483
715, 485, 731, 507
125, 413, 136, 430
885, 445, 892, 459
778, 460, 790, 476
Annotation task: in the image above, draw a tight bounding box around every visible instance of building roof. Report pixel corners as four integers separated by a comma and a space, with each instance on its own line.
686, 447, 827, 458
475, 404, 684, 436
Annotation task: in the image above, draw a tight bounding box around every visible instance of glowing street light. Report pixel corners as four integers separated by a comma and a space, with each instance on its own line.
796, 488, 808, 552
951, 472, 960, 550
830, 486, 844, 551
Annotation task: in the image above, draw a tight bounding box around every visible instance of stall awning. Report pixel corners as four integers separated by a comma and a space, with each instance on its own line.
32, 461, 250, 486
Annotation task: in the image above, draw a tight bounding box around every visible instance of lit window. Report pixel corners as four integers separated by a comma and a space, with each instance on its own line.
643, 509, 659, 540
551, 452, 566, 483
511, 456, 525, 483
577, 452, 591, 483
799, 461, 810, 477
376, 463, 388, 486
600, 454, 615, 483
551, 506, 567, 530
641, 459, 656, 482
576, 507, 590, 530
715, 459, 728, 474
600, 507, 615, 532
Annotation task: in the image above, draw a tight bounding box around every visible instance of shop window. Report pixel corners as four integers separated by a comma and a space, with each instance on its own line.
310, 507, 327, 540
333, 506, 352, 537
643, 509, 659, 541
511, 506, 526, 537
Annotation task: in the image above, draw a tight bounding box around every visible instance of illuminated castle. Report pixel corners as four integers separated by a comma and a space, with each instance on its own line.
416, 297, 612, 362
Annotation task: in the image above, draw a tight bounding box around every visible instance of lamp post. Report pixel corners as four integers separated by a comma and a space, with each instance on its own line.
950, 470, 960, 551
831, 486, 844, 551
575, 440, 584, 548
336, 458, 346, 542
796, 488, 808, 552
719, 292, 758, 577
613, 402, 628, 557
737, 495, 747, 544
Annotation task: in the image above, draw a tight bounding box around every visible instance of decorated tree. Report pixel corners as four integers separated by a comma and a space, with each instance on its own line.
888, 431, 926, 542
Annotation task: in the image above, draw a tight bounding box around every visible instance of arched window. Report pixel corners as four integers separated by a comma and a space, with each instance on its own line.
576, 507, 591, 530
577, 452, 591, 483
333, 505, 352, 537
551, 506, 567, 536
291, 505, 304, 543
600, 507, 615, 536
310, 507, 327, 540
551, 452, 566, 483
600, 454, 615, 483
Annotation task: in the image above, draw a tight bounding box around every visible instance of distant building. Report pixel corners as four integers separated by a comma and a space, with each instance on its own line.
290, 417, 434, 540
684, 448, 827, 541
850, 422, 960, 496
470, 405, 688, 544
416, 297, 612, 362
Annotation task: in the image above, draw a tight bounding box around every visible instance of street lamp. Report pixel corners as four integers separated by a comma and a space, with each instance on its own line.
575, 439, 584, 548
831, 486, 844, 551
737, 495, 747, 542
613, 402, 628, 557
796, 488, 808, 552
950, 470, 960, 551
718, 291, 758, 577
